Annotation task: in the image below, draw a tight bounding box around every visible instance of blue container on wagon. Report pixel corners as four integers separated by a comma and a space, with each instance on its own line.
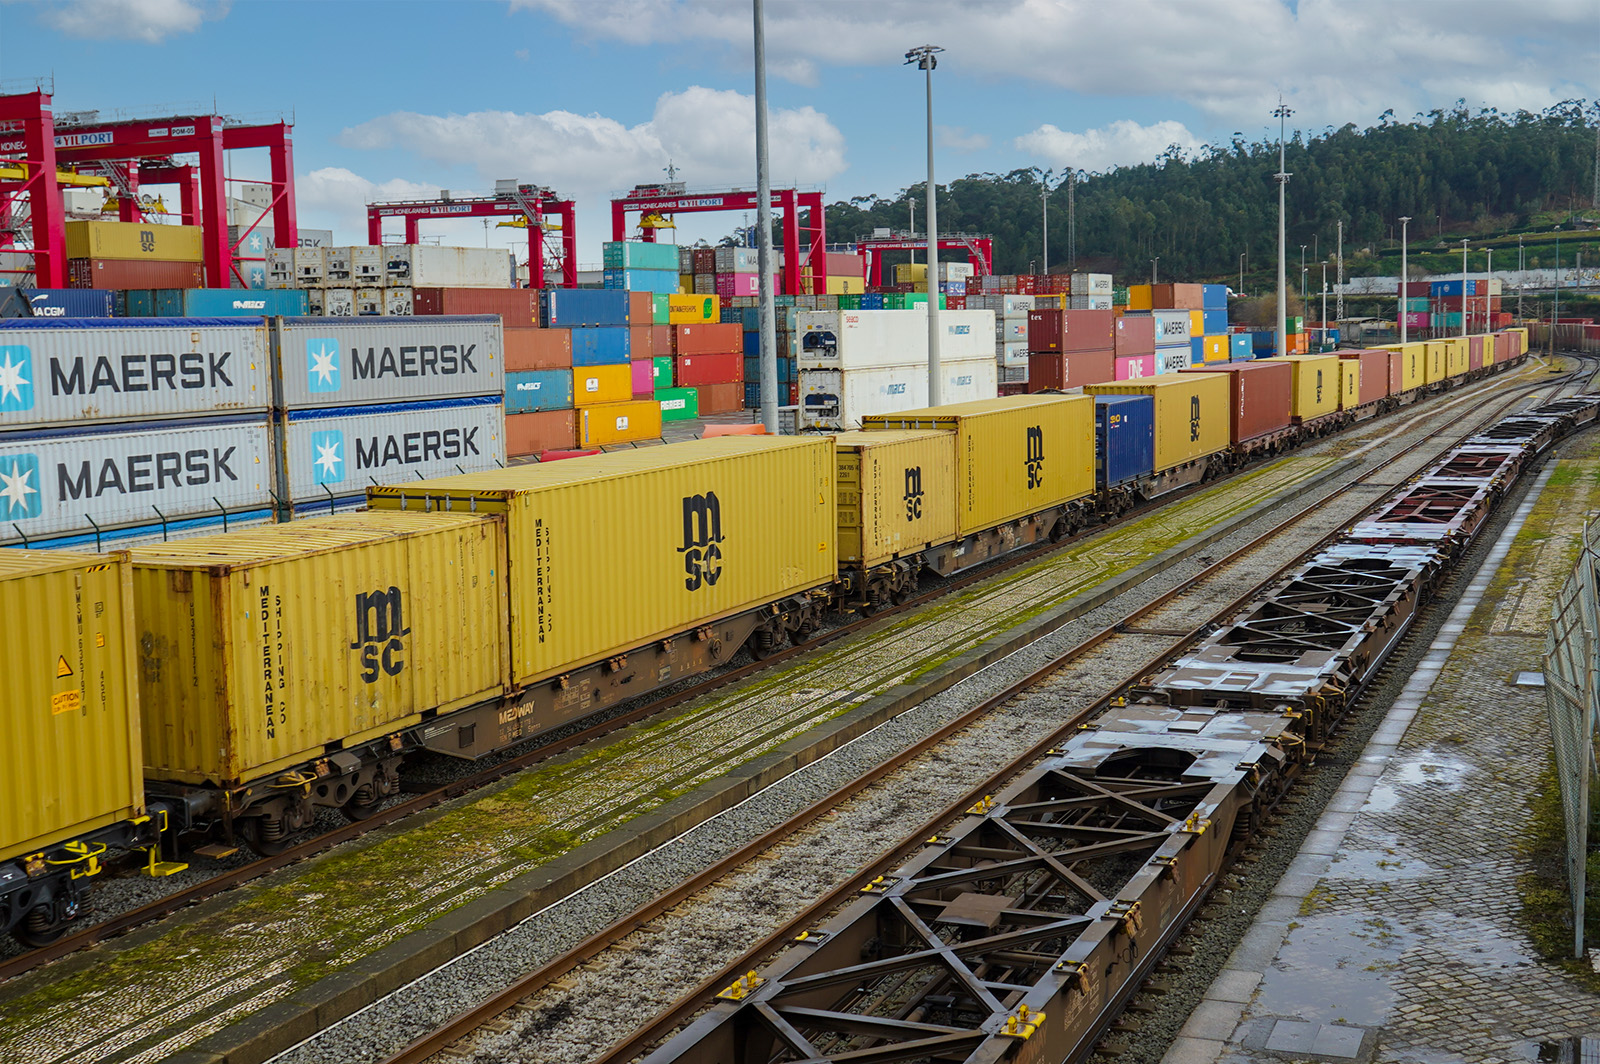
505, 369, 574, 413
153, 288, 308, 317
0, 288, 115, 318
570, 325, 631, 366
1201, 284, 1229, 310
1094, 394, 1155, 490
1229, 334, 1253, 361
540, 289, 630, 328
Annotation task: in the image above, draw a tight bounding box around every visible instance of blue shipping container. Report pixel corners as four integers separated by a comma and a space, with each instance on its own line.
1189, 337, 1205, 364
1201, 284, 1229, 310
1201, 309, 1228, 335
744, 382, 761, 408
1094, 394, 1155, 490
1229, 334, 1253, 361
1251, 330, 1276, 351
738, 306, 800, 332
743, 331, 760, 356
570, 325, 631, 365
8, 289, 115, 318
602, 240, 680, 272
743, 356, 796, 383
602, 268, 679, 295
858, 293, 885, 310
541, 289, 630, 328
159, 288, 309, 316
505, 369, 574, 414
125, 290, 155, 317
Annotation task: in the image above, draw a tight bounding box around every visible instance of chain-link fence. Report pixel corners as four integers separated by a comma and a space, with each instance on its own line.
1545, 515, 1600, 957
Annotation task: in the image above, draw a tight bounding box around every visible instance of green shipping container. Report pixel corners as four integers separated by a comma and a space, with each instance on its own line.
603, 240, 682, 271
652, 292, 671, 325
653, 355, 673, 388
838, 294, 862, 310
1285, 315, 1305, 335
656, 386, 700, 421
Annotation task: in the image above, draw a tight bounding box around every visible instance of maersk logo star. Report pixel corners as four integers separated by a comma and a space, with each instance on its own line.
0, 454, 42, 519
307, 338, 341, 392
0, 346, 35, 413
310, 430, 345, 485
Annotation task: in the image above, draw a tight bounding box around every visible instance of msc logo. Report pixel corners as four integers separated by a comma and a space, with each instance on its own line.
139, 229, 156, 254
310, 429, 345, 485
1025, 426, 1045, 489
0, 453, 41, 519
679, 492, 724, 592
1315, 369, 1324, 403
350, 587, 410, 684
952, 374, 973, 387
306, 338, 341, 393
1190, 396, 1202, 443
903, 466, 923, 521
0, 346, 35, 412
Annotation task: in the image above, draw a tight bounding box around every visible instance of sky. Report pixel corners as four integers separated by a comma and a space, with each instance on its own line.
2, 0, 1596, 268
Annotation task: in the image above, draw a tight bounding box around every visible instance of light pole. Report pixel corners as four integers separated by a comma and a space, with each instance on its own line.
1518, 234, 1525, 321
1036, 167, 1054, 275
1552, 226, 1561, 359
1239, 252, 1246, 296
1460, 238, 1469, 338
1398, 216, 1411, 343
905, 44, 945, 404
1321, 260, 1328, 341
1273, 97, 1293, 358
1152, 257, 1159, 284
1299, 242, 1307, 307
1484, 247, 1493, 333
753, 0, 779, 431
1336, 219, 1344, 323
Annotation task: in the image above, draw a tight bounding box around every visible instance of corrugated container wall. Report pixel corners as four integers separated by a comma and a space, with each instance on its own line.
1082, 375, 1230, 472
833, 429, 958, 567
1422, 342, 1449, 385
273, 316, 502, 408
133, 513, 509, 787
861, 395, 1095, 535
1268, 355, 1341, 420
578, 399, 663, 447
64, 220, 203, 262
1182, 361, 1292, 444
384, 246, 513, 289
0, 550, 142, 863
367, 437, 838, 687
1336, 349, 1390, 406
1094, 395, 1155, 489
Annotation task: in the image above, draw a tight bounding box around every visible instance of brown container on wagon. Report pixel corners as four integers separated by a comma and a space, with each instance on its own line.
412, 288, 540, 324
1026, 308, 1115, 353
1182, 360, 1293, 444
68, 258, 203, 289
1333, 349, 1391, 405
506, 409, 577, 455
1027, 348, 1115, 391
1150, 283, 1205, 310
1113, 314, 1156, 357
505, 326, 573, 371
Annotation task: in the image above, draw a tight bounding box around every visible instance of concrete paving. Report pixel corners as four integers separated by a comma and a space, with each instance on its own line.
1162, 447, 1600, 1064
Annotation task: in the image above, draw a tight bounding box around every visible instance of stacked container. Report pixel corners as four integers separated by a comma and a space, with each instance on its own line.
603, 240, 680, 295
540, 289, 659, 449
1068, 273, 1115, 310
673, 303, 743, 415
967, 293, 1034, 389
739, 306, 799, 409
65, 220, 204, 290
267, 244, 513, 317
1025, 308, 1115, 391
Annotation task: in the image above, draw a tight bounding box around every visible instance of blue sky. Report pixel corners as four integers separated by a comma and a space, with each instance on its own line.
2, 0, 1595, 266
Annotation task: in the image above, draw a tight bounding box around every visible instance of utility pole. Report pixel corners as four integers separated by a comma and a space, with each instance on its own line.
1039, 168, 1051, 275
1485, 247, 1493, 333
1067, 170, 1077, 269
1274, 97, 1293, 359
1239, 251, 1245, 297
1552, 226, 1561, 359
1518, 234, 1525, 321
1460, 238, 1469, 338
906, 44, 944, 404
1152, 257, 1159, 284
1399, 215, 1411, 344
1335, 219, 1344, 324
752, 0, 779, 431
1321, 260, 1328, 340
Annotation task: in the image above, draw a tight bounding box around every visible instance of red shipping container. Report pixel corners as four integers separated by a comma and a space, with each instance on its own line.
1027, 348, 1114, 391
413, 287, 539, 323
1015, 275, 1039, 295
1467, 335, 1484, 372
1150, 283, 1205, 310
946, 295, 966, 310
649, 324, 672, 355
628, 291, 653, 324
1028, 308, 1115, 354
1113, 315, 1156, 358
1183, 361, 1293, 444
697, 382, 744, 414
674, 322, 742, 355
505, 326, 572, 371
789, 382, 799, 405
691, 248, 716, 273
630, 325, 654, 358
631, 358, 655, 398
506, 409, 577, 456
998, 382, 1028, 396
69, 258, 202, 289
1115, 354, 1155, 380
1332, 349, 1390, 405
676, 352, 743, 386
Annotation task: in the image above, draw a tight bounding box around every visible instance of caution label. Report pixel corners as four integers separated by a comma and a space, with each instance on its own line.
56, 655, 74, 678
51, 690, 81, 715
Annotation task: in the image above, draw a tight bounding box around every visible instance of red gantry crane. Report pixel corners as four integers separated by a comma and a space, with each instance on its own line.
366, 183, 577, 289
851, 230, 995, 287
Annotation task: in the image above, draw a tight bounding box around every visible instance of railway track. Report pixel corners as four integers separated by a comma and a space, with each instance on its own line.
0, 364, 1536, 986
340, 360, 1591, 1064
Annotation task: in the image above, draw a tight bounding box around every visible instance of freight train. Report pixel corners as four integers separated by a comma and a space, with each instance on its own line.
0, 330, 1531, 947
640, 385, 1600, 1064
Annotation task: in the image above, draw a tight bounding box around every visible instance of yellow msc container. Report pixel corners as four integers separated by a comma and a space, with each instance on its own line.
668, 293, 719, 324
1265, 355, 1341, 420
834, 430, 957, 567
1376, 342, 1426, 391
131, 512, 509, 788
0, 550, 142, 864
1199, 335, 1229, 362
64, 220, 204, 262
1084, 375, 1230, 473
1337, 358, 1361, 411
1443, 337, 1469, 378
826, 275, 864, 295
1125, 284, 1153, 311
579, 399, 663, 447
573, 364, 633, 405
1422, 341, 1449, 384
862, 395, 1095, 536
368, 437, 837, 688
894, 262, 929, 285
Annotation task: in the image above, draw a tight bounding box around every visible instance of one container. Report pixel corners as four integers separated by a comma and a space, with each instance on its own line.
697, 382, 745, 415
274, 316, 503, 408
132, 512, 509, 788
652, 355, 673, 389
1157, 347, 1191, 375
667, 293, 720, 325
1113, 315, 1156, 358
573, 363, 634, 405
651, 294, 671, 325
0, 550, 142, 863
0, 416, 274, 543
631, 358, 655, 398
1337, 357, 1361, 409
1229, 334, 1253, 361
1335, 349, 1390, 406
277, 396, 506, 507
861, 395, 1095, 535
1444, 337, 1470, 378
834, 429, 957, 567
656, 386, 700, 421
603, 240, 681, 272
675, 353, 743, 387
1263, 354, 1341, 421
505, 327, 572, 371
1201, 284, 1229, 310
1200, 309, 1228, 335
1181, 361, 1292, 444
541, 289, 630, 328
797, 359, 999, 432
159, 288, 309, 317
384, 246, 513, 289
368, 437, 837, 686
570, 326, 631, 366
65, 220, 203, 262
578, 399, 663, 446
351, 246, 385, 286
383, 288, 414, 317
630, 326, 654, 360
1082, 375, 1230, 473
0, 318, 271, 429
1196, 334, 1229, 362
506, 409, 577, 455
603, 268, 678, 294
10, 289, 114, 318
1027, 348, 1114, 391
1094, 394, 1155, 489
1150, 309, 1194, 345
1422, 342, 1449, 385
68, 259, 203, 290
674, 322, 742, 356
413, 288, 539, 324
1115, 354, 1155, 380
1378, 342, 1426, 392
507, 369, 574, 413
1025, 308, 1114, 353
1149, 283, 1205, 310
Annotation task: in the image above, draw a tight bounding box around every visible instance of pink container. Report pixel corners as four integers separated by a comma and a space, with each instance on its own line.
630, 358, 655, 398
1402, 312, 1430, 328
1115, 354, 1155, 380
713, 271, 760, 297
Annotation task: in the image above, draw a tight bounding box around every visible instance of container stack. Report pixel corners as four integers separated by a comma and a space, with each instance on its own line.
1068, 273, 1115, 310
1113, 313, 1157, 378
539, 289, 662, 451
968, 293, 1033, 391
65, 220, 204, 290
1401, 282, 1432, 334
267, 245, 513, 317
1025, 308, 1116, 391
738, 307, 799, 409
670, 297, 743, 416
1284, 315, 1308, 354
603, 240, 679, 295
1185, 284, 1231, 365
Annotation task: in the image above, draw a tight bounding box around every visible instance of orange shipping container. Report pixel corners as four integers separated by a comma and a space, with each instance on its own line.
674, 322, 743, 356
507, 409, 577, 455
579, 400, 663, 447
506, 326, 573, 371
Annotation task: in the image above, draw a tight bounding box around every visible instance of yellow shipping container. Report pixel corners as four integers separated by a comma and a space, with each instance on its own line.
1199, 335, 1229, 362
668, 293, 720, 324
861, 395, 1096, 536
1083, 376, 1230, 473
894, 262, 929, 285
579, 399, 663, 447
0, 551, 142, 864
131, 512, 509, 788
573, 364, 633, 405
1375, 342, 1426, 391
369, 437, 837, 688
825, 275, 863, 295
1189, 311, 1205, 337
64, 220, 204, 262
1443, 337, 1469, 378
834, 430, 957, 567
1422, 341, 1449, 384
1126, 284, 1153, 311
1337, 358, 1361, 410
1265, 355, 1341, 420
1483, 333, 1496, 366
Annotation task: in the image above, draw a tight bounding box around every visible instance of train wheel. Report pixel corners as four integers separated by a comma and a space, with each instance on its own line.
239, 816, 297, 857
747, 627, 782, 661
340, 789, 386, 823
13, 903, 73, 949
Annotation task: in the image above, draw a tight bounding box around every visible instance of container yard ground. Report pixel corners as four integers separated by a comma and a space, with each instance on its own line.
1162, 425, 1600, 1064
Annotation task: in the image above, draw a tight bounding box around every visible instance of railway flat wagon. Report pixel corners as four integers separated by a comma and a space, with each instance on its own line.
834, 429, 958, 608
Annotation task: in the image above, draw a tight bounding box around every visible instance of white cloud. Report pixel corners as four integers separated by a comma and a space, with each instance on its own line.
293, 167, 439, 244
1016, 120, 1206, 173
937, 125, 990, 153
39, 0, 226, 43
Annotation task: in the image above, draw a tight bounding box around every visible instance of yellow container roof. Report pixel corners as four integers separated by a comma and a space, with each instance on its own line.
0, 548, 115, 578
864, 395, 1085, 423
128, 511, 486, 567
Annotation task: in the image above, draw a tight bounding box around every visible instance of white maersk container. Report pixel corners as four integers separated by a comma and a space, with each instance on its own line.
1069, 294, 1115, 310
355, 288, 383, 316
352, 246, 385, 287
383, 246, 514, 289
324, 246, 353, 285
1070, 272, 1115, 295
713, 247, 759, 272
1150, 310, 1193, 345
798, 359, 998, 432
1156, 347, 1191, 375
936, 262, 974, 282
797, 308, 997, 371
295, 247, 326, 287
267, 248, 295, 289
996, 342, 1028, 368
274, 316, 503, 409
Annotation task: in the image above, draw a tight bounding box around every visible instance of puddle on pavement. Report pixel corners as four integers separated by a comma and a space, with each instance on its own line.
1363, 749, 1475, 813
1518, 1035, 1600, 1061
1255, 912, 1403, 1027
